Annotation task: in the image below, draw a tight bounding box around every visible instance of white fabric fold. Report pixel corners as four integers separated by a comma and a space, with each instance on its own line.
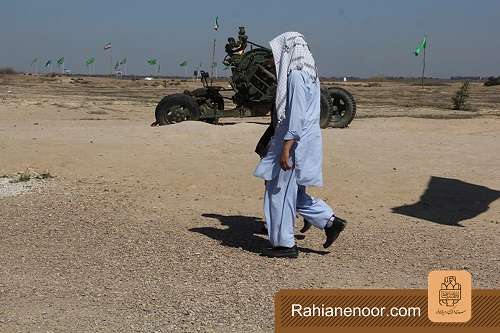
269, 32, 318, 124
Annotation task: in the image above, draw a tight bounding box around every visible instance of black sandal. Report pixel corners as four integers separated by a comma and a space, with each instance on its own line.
323, 217, 347, 248
262, 245, 299, 258
300, 219, 312, 233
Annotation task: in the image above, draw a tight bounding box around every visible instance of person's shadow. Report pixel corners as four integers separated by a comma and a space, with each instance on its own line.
190, 213, 329, 255
392, 176, 500, 227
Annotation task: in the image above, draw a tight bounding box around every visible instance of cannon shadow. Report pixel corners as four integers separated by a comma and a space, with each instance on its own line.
190, 213, 329, 255
392, 176, 500, 227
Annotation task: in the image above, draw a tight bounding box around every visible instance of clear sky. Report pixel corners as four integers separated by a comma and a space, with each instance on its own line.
1, 0, 499, 77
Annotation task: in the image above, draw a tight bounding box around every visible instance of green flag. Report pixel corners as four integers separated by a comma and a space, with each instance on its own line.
120, 57, 127, 65
414, 37, 427, 56
214, 16, 220, 31
31, 57, 38, 65
147, 58, 157, 66
86, 57, 95, 66
57, 57, 64, 65
179, 61, 188, 67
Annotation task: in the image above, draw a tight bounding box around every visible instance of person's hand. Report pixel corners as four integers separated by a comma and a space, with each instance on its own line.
280, 140, 295, 171
280, 149, 291, 170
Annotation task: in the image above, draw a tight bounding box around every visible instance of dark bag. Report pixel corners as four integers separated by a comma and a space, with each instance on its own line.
255, 123, 275, 158
255, 107, 277, 158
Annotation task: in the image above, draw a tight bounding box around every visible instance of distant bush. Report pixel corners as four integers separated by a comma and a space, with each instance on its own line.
484, 76, 500, 87
451, 76, 481, 81
0, 67, 16, 74
452, 81, 471, 111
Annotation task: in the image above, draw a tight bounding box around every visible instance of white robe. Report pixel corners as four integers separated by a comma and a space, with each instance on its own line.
254, 69, 324, 187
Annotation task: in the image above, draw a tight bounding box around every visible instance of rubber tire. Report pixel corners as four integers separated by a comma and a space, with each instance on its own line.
320, 92, 333, 129
328, 87, 356, 128
203, 95, 224, 124
155, 93, 201, 125
251, 109, 271, 117
250, 104, 273, 117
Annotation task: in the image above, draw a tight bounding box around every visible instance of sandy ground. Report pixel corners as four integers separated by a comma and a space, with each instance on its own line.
0, 75, 499, 332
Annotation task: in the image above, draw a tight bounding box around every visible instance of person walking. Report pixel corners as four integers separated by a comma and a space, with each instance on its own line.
254, 32, 347, 258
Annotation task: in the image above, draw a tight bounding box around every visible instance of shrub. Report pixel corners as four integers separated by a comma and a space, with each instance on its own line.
484, 76, 500, 87
0, 67, 16, 74
452, 81, 471, 111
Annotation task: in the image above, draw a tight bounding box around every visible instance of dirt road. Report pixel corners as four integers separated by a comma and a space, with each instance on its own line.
1, 75, 499, 332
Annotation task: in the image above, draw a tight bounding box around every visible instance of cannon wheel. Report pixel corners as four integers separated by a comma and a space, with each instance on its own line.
204, 95, 224, 125
326, 87, 356, 128
155, 94, 201, 125
320, 92, 333, 129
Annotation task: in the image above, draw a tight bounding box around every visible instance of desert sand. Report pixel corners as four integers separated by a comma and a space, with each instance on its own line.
1, 74, 499, 332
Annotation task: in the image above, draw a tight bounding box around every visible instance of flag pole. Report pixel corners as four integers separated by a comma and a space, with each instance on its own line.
210, 38, 216, 84
110, 47, 113, 76
421, 35, 427, 88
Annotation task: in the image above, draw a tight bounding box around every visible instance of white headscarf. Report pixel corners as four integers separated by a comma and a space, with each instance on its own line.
269, 32, 318, 124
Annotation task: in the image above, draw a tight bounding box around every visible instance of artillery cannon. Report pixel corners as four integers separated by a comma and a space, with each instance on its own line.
154, 27, 356, 128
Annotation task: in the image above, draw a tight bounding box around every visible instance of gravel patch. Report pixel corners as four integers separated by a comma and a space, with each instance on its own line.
0, 177, 37, 198
0, 172, 54, 198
